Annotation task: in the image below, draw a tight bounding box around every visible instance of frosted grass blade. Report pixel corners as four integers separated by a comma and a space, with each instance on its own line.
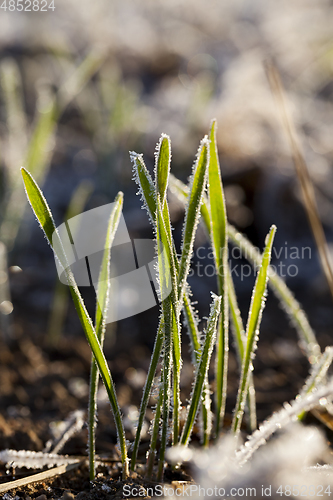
21, 168, 129, 479
161, 198, 181, 445
183, 293, 201, 358
297, 345, 333, 420
154, 135, 181, 444
169, 173, 211, 237
180, 294, 221, 446
208, 119, 227, 296
300, 346, 333, 398
227, 269, 245, 361
131, 154, 167, 467
156, 194, 174, 480
236, 379, 333, 466
201, 375, 213, 447
178, 137, 209, 301
155, 134, 171, 205
131, 321, 164, 471
146, 382, 163, 479
227, 224, 320, 363
131, 152, 156, 226
232, 225, 276, 437
88, 192, 123, 480
207, 119, 229, 437
183, 293, 211, 446
228, 269, 257, 431
171, 304, 181, 444
169, 174, 320, 364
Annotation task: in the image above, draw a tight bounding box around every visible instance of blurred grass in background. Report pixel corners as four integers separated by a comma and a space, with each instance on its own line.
1, 0, 333, 345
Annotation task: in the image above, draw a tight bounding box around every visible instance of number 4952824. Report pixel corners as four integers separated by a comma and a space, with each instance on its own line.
1, 0, 55, 11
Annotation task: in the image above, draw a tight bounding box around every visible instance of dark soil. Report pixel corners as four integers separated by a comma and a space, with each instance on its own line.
0, 312, 319, 499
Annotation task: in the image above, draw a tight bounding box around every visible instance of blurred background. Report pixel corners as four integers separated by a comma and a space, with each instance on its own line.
1, 0, 333, 455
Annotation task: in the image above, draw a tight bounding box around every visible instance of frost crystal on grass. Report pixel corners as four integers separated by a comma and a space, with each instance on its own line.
46, 410, 85, 454
0, 450, 80, 469
236, 380, 333, 465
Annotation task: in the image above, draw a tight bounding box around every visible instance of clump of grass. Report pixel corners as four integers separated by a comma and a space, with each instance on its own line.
21, 120, 333, 483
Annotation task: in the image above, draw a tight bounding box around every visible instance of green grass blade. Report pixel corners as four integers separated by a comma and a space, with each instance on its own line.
94, 192, 123, 335
155, 134, 171, 205
156, 195, 174, 481
180, 294, 221, 446
227, 269, 257, 431
88, 192, 123, 480
47, 180, 93, 346
169, 173, 211, 236
154, 135, 181, 443
169, 173, 320, 364
131, 154, 167, 467
207, 119, 229, 437
130, 320, 164, 471
133, 146, 182, 445
21, 167, 59, 246
178, 137, 209, 301
208, 119, 227, 295
1, 90, 57, 248
1, 51, 105, 250
227, 224, 321, 363
57, 48, 106, 112
201, 374, 213, 447
154, 135, 182, 445
227, 268, 245, 360
232, 225, 276, 437
131, 152, 156, 226
183, 293, 201, 356
183, 294, 211, 446
0, 59, 28, 183
21, 168, 129, 479
146, 380, 163, 479
171, 305, 181, 445
26, 91, 57, 180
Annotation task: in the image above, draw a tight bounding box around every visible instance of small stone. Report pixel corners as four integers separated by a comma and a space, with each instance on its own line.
3, 493, 13, 500
35, 495, 47, 500
75, 492, 89, 500
61, 492, 74, 500
101, 484, 112, 493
